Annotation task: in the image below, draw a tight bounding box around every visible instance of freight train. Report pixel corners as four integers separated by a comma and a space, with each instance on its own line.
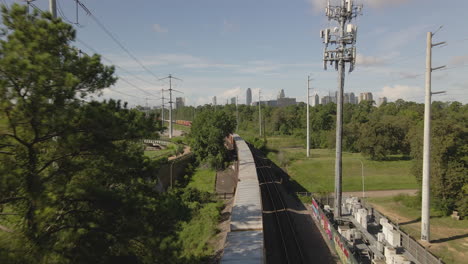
174, 120, 192, 127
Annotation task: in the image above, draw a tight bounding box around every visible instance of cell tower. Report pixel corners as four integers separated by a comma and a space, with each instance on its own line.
320, 0, 362, 219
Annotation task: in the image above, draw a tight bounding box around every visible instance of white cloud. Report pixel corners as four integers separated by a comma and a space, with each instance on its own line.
152, 24, 168, 33
377, 84, 423, 101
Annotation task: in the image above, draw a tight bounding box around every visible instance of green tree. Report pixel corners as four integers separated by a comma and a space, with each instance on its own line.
189, 110, 235, 169
408, 103, 468, 216
0, 5, 173, 263
357, 115, 409, 160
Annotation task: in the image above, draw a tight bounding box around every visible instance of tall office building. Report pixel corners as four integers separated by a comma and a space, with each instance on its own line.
246, 88, 252, 105
313, 94, 320, 106
212, 96, 217, 106
278, 89, 285, 99
359, 92, 373, 103
175, 97, 185, 109
230, 97, 236, 105
377, 97, 388, 107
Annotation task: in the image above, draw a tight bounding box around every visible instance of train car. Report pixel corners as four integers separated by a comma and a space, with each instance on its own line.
221, 134, 264, 264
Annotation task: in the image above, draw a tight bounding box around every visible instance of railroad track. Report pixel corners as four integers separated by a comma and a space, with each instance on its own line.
251, 147, 305, 264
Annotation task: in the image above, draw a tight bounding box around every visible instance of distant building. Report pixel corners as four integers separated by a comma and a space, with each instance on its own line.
321, 95, 334, 105
251, 89, 296, 107
313, 94, 320, 106
349, 92, 356, 104
359, 92, 373, 103
230, 97, 236, 105
277, 97, 296, 107
212, 96, 217, 106
176, 97, 185, 109
278, 89, 285, 99
377, 97, 388, 107
246, 88, 252, 105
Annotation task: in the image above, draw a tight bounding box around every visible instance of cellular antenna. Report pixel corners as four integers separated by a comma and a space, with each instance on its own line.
320, 0, 363, 219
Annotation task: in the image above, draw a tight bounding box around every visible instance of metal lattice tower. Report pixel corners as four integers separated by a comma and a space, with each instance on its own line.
320, 0, 362, 219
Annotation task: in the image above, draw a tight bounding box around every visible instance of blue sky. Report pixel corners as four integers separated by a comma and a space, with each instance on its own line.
3, 0, 468, 106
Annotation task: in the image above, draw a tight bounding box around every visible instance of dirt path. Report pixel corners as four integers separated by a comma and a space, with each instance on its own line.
168, 145, 191, 161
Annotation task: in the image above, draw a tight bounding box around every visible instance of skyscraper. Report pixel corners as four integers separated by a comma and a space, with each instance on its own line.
359, 92, 373, 103
212, 96, 217, 106
313, 94, 320, 106
377, 97, 387, 107
278, 89, 285, 99
246, 88, 252, 105
175, 97, 185, 109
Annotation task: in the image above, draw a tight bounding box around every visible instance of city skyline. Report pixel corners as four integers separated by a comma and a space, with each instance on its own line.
14, 0, 466, 107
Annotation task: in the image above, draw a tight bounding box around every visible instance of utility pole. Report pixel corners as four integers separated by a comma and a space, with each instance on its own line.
421, 31, 446, 242
161, 88, 165, 128
258, 89, 262, 137
236, 96, 239, 132
307, 75, 313, 157
159, 74, 182, 138
321, 0, 362, 219
49, 0, 57, 18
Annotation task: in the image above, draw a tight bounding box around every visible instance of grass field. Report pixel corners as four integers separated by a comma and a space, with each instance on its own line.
367, 195, 468, 264
144, 149, 174, 159
186, 168, 216, 193
261, 136, 418, 193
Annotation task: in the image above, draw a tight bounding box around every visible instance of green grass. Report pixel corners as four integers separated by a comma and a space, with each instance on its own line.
186, 168, 216, 193
266, 136, 304, 149
144, 149, 174, 159
367, 195, 468, 264
239, 133, 418, 193
286, 148, 417, 192
178, 201, 222, 259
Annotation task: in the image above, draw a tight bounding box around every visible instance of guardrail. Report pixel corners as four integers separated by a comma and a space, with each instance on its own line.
142, 139, 172, 146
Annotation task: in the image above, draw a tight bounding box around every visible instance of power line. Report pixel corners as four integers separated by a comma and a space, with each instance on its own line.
75, 37, 159, 87
74, 1, 161, 81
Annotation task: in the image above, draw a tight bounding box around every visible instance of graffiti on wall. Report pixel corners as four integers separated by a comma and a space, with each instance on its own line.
311, 198, 357, 264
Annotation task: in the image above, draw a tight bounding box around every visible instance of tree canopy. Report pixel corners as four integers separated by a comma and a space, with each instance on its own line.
188, 107, 235, 169
0, 5, 181, 263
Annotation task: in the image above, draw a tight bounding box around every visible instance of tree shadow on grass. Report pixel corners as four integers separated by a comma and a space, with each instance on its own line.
399, 215, 444, 226
431, 233, 468, 244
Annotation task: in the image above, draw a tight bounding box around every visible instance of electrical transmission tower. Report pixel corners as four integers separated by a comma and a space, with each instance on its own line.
421, 30, 446, 242
320, 0, 362, 219
306, 75, 313, 158
236, 96, 239, 132
258, 89, 262, 137
158, 75, 182, 138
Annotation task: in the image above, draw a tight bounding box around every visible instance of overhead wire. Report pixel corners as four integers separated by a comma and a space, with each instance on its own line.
74, 0, 161, 81
75, 37, 161, 89
23, 2, 158, 103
